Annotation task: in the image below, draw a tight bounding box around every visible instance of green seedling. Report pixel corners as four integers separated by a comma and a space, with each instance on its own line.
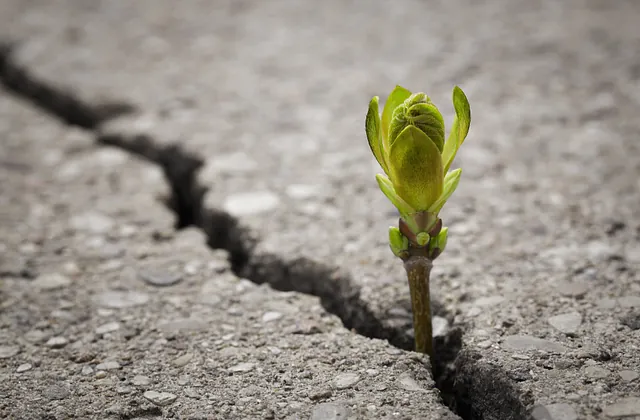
366, 85, 471, 359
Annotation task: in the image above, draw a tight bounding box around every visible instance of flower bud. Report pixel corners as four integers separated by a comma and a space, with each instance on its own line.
388, 93, 445, 153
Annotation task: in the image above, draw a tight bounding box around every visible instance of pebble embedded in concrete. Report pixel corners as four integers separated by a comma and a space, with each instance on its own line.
95, 322, 120, 335
502, 335, 567, 353
262, 311, 283, 323
0, 345, 20, 359
333, 373, 360, 390
143, 390, 178, 406
93, 291, 150, 308
229, 362, 255, 373
603, 397, 640, 418
548, 312, 582, 334
138, 269, 183, 287
222, 191, 280, 216
32, 273, 71, 290
310, 402, 351, 420
619, 370, 639, 382
396, 372, 425, 392
132, 375, 152, 386
45, 337, 68, 349
531, 403, 578, 420
16, 363, 32, 373
96, 361, 121, 371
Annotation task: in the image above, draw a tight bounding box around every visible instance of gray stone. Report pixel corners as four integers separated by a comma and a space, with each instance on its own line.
44, 384, 70, 401
172, 353, 193, 367
93, 291, 149, 308
70, 211, 115, 234
81, 366, 94, 375
584, 365, 609, 379
333, 373, 360, 390
138, 269, 182, 287
548, 312, 582, 334
157, 318, 208, 333
474, 296, 505, 306
432, 316, 449, 337
132, 375, 152, 386
531, 403, 578, 420
16, 363, 32, 373
618, 296, 640, 308
229, 362, 255, 373
0, 345, 20, 359
95, 322, 120, 335
222, 191, 280, 216
262, 311, 283, 323
45, 336, 69, 349
32, 273, 71, 290
556, 281, 589, 298
310, 402, 352, 420
619, 370, 639, 382
396, 372, 425, 392
502, 335, 567, 353
96, 361, 121, 371
603, 397, 640, 418
143, 390, 178, 406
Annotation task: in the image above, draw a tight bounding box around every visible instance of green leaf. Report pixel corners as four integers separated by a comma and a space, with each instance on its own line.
388, 100, 445, 153
430, 226, 448, 254
388, 226, 409, 258
428, 168, 462, 214
365, 96, 389, 175
442, 86, 471, 173
388, 125, 444, 211
381, 86, 412, 158
375, 174, 415, 216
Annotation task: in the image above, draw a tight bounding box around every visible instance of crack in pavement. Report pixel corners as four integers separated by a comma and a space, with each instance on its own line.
0, 42, 530, 420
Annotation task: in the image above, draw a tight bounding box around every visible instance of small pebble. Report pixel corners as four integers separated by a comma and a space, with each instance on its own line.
619, 370, 639, 382
16, 363, 32, 373
95, 322, 120, 335
132, 375, 152, 386
531, 403, 577, 420
310, 402, 351, 420
172, 353, 193, 367
81, 366, 94, 375
93, 291, 149, 309
222, 191, 280, 216
33, 273, 71, 290
262, 312, 282, 323
502, 335, 567, 353
584, 365, 609, 379
333, 373, 360, 390
96, 361, 121, 371
556, 281, 589, 298
46, 337, 69, 349
397, 372, 425, 392
229, 362, 255, 373
95, 371, 108, 379
603, 397, 640, 418
548, 312, 582, 334
139, 270, 183, 287
0, 345, 20, 359
143, 390, 178, 406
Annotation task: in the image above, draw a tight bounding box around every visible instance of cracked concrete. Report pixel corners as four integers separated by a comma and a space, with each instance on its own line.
2, 0, 640, 419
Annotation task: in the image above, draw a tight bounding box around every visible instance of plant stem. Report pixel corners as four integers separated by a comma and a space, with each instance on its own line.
403, 255, 433, 359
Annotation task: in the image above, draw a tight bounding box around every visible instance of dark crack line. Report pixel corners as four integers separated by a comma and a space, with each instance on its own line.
0, 42, 530, 420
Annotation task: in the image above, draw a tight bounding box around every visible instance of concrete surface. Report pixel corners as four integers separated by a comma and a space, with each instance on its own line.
0, 93, 458, 420
1, 0, 640, 419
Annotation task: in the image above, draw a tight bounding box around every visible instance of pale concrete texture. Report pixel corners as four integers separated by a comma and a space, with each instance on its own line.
1, 0, 640, 419
0, 93, 458, 419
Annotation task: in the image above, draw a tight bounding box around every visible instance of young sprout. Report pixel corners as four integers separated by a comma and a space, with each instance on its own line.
366, 85, 471, 359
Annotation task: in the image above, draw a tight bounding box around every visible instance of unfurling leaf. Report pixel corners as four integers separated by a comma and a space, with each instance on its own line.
388, 126, 443, 211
